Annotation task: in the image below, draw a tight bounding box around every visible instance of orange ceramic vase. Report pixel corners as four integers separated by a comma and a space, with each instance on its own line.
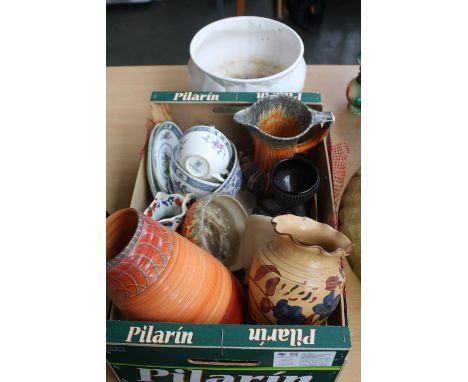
106, 208, 244, 324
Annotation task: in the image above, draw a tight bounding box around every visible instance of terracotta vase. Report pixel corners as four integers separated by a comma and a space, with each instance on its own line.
107, 208, 244, 324
233, 95, 335, 172
248, 214, 352, 325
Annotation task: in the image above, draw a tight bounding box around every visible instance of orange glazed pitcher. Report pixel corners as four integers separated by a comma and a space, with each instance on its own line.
233, 95, 335, 172
106, 208, 244, 324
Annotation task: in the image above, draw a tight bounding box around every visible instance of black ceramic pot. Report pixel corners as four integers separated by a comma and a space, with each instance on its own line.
269, 157, 320, 208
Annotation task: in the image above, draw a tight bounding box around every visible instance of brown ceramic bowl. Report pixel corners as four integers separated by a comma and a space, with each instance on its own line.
181, 194, 248, 271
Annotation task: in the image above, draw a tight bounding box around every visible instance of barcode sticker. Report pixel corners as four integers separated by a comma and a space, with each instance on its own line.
273, 351, 336, 367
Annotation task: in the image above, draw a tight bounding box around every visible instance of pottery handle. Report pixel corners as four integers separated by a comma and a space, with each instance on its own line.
295, 111, 335, 154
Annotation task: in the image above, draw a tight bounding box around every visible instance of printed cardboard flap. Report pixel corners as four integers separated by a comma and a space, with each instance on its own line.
107, 321, 350, 350
150, 91, 322, 106
106, 321, 350, 378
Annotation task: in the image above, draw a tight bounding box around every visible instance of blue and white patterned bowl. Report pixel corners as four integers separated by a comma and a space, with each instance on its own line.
170, 147, 220, 198
215, 141, 241, 197
170, 140, 241, 198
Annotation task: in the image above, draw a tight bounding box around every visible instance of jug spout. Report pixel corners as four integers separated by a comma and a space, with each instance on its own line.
271, 214, 352, 258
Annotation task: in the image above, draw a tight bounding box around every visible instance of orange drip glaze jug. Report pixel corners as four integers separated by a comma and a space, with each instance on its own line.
233, 95, 335, 172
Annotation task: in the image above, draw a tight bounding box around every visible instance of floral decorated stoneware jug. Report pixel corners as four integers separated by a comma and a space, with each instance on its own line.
248, 214, 352, 325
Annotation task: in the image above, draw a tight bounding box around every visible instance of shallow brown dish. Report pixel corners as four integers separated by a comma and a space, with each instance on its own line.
181, 194, 248, 271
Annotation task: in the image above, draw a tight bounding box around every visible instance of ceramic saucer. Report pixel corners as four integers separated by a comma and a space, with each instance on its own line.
146, 123, 160, 197
151, 121, 183, 194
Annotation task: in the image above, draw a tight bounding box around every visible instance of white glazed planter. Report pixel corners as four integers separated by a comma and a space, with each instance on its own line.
188, 16, 306, 92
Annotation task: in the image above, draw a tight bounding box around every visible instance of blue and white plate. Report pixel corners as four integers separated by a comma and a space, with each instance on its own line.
151, 121, 183, 194
146, 123, 160, 198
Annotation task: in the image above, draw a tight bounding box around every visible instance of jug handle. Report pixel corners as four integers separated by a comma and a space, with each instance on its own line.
295, 111, 335, 153
295, 134, 327, 153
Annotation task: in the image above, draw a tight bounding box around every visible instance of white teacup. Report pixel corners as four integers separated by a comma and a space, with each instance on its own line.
178, 125, 231, 181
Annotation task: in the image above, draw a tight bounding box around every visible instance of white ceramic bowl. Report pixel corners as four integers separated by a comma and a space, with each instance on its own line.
188, 16, 306, 92
178, 125, 231, 181
169, 140, 241, 199
169, 147, 221, 198
215, 141, 241, 198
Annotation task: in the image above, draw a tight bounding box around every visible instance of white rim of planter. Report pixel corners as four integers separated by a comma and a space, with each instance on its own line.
189, 16, 304, 84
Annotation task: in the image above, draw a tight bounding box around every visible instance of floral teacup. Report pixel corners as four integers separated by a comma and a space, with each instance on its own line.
169, 140, 241, 199
144, 192, 196, 231
170, 148, 221, 198
178, 125, 231, 181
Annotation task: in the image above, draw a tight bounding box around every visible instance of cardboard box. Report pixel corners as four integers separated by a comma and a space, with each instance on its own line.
107, 92, 351, 382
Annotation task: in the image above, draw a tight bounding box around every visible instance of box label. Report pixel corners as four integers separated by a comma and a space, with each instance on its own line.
107, 321, 351, 351
150, 91, 322, 104
108, 364, 342, 382
273, 351, 336, 367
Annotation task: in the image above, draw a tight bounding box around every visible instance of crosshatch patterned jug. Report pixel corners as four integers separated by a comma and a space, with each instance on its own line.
106, 208, 244, 324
